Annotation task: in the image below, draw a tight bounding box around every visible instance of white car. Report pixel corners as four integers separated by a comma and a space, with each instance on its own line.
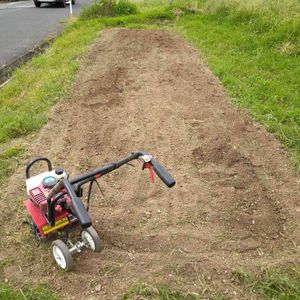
33, 0, 75, 8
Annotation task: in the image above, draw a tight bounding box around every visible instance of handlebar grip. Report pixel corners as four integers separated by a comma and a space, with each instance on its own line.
62, 179, 92, 229
151, 159, 176, 188
70, 196, 92, 229
47, 179, 92, 228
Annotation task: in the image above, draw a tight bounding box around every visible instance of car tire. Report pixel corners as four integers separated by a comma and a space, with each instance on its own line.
34, 0, 41, 7
60, 0, 67, 7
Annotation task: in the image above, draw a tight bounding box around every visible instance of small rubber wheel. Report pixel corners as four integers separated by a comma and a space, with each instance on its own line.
51, 240, 73, 271
81, 226, 103, 252
34, 0, 41, 7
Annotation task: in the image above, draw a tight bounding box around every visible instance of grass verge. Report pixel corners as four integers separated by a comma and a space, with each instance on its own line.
0, 283, 58, 300
80, 0, 139, 19
0, 146, 24, 185
0, 20, 105, 144
0, 19, 105, 191
122, 283, 199, 300
233, 268, 300, 300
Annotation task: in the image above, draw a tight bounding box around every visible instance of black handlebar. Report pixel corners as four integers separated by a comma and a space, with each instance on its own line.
70, 151, 176, 189
26, 156, 52, 179
44, 151, 175, 227
150, 158, 176, 188
46, 179, 91, 228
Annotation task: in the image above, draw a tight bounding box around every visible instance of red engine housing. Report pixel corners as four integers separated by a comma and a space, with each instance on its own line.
24, 184, 74, 237
28, 185, 51, 215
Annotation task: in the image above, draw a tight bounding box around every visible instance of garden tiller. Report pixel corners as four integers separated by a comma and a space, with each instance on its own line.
24, 151, 176, 271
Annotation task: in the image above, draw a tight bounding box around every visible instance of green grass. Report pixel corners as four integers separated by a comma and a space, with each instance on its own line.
0, 146, 24, 185
80, 5, 174, 24
80, 0, 139, 20
0, 283, 58, 300
233, 268, 300, 300
122, 283, 199, 300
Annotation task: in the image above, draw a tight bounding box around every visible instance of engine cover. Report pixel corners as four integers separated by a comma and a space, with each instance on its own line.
29, 184, 50, 215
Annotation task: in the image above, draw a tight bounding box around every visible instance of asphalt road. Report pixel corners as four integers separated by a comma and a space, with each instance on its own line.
0, 0, 92, 67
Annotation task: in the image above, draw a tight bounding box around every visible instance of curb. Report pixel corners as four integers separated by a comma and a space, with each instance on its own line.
0, 38, 54, 86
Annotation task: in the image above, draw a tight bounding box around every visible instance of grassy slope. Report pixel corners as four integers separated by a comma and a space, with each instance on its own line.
0, 284, 58, 300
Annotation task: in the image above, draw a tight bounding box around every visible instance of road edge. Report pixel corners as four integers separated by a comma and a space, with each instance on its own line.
0, 37, 55, 86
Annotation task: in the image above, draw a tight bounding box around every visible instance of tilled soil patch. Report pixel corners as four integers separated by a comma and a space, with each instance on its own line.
0, 28, 299, 299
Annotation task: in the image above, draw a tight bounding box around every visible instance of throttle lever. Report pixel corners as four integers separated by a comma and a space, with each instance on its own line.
140, 154, 155, 183
142, 162, 155, 183
139, 153, 175, 187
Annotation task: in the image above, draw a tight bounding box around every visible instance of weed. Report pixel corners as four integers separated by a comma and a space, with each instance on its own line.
98, 264, 121, 277
0, 283, 58, 300
123, 283, 199, 299
0, 146, 24, 185
232, 269, 251, 284
253, 268, 300, 300
232, 267, 300, 300
80, 0, 139, 20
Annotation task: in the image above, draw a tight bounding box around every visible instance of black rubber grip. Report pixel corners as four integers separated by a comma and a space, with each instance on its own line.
63, 179, 92, 229
47, 179, 92, 228
70, 196, 92, 229
151, 159, 176, 188
46, 180, 66, 226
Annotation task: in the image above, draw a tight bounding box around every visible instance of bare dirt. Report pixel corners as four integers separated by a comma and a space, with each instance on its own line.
0, 28, 300, 299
